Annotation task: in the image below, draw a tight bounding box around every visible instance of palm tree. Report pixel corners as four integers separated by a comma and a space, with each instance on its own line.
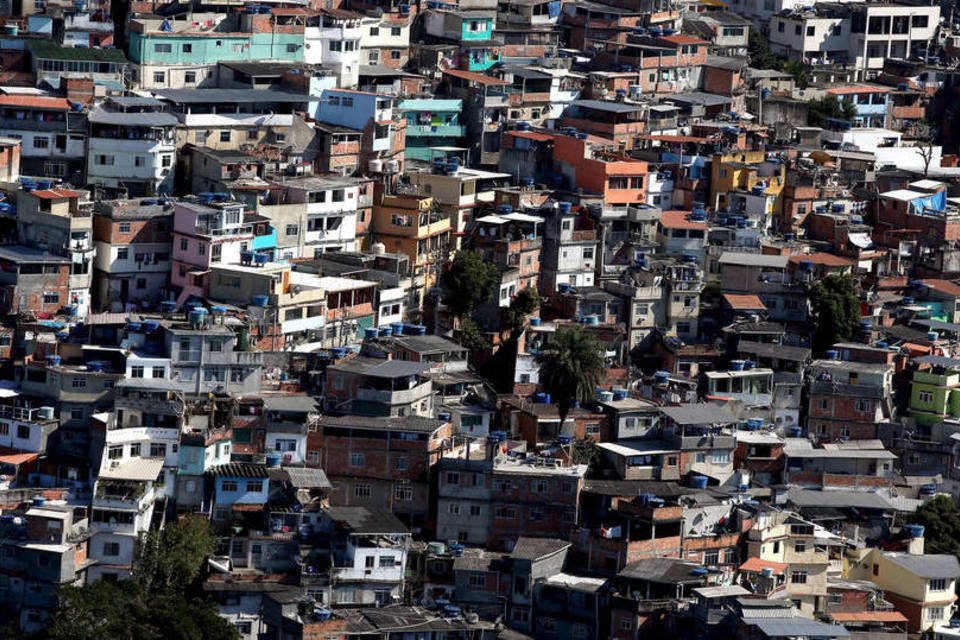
535, 325, 605, 435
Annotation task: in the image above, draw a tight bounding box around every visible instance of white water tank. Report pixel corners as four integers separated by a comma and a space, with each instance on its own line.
368, 159, 383, 173
371, 242, 386, 254
385, 159, 400, 173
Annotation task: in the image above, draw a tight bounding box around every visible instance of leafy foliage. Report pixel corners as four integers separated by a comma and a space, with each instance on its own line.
458, 317, 490, 353
503, 287, 540, 334
807, 95, 858, 128
45, 580, 238, 640
440, 250, 501, 319
747, 32, 810, 88
136, 515, 217, 592
808, 274, 860, 356
907, 495, 960, 557
39, 516, 235, 640
535, 325, 605, 429
570, 437, 601, 476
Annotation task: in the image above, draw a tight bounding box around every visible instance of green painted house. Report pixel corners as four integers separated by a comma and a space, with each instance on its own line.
396, 99, 464, 162
909, 357, 960, 427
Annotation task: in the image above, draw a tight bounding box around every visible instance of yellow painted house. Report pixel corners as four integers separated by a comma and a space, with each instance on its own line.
845, 542, 960, 634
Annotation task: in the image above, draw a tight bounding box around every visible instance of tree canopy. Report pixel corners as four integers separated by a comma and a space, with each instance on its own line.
807, 95, 858, 128
136, 514, 217, 592
808, 273, 861, 356
38, 516, 236, 640
907, 495, 960, 558
440, 250, 501, 319
535, 325, 605, 430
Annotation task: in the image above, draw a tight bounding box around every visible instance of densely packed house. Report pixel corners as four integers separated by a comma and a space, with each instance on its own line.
4, 0, 960, 637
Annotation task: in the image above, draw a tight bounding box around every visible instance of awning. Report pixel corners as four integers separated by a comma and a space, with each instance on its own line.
848, 232, 873, 249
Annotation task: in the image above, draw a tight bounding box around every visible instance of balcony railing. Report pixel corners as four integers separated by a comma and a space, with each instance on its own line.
406, 124, 465, 137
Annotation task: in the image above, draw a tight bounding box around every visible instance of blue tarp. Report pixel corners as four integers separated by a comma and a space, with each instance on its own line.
548, 1, 561, 16
911, 190, 947, 214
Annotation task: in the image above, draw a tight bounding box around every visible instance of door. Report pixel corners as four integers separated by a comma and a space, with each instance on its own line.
120, 279, 129, 300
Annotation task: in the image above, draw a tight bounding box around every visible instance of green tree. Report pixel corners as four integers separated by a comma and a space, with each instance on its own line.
571, 436, 601, 476
907, 495, 960, 557
502, 287, 540, 336
782, 59, 810, 89
440, 250, 501, 319
748, 30, 783, 70
807, 95, 858, 128
136, 515, 217, 592
535, 325, 605, 433
457, 317, 490, 353
808, 273, 860, 356
45, 578, 238, 640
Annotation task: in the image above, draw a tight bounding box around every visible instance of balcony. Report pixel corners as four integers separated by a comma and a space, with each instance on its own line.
355, 382, 432, 406
810, 381, 886, 398
406, 124, 465, 137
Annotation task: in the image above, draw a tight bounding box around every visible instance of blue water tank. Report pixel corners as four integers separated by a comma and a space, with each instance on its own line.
266, 453, 282, 467
558, 201, 573, 215
789, 426, 803, 437
730, 360, 745, 371
378, 325, 393, 337
331, 347, 347, 359
364, 328, 378, 339
46, 354, 61, 366
690, 475, 709, 489
530, 317, 541, 327
252, 294, 269, 307
520, 177, 535, 187
613, 389, 628, 401
825, 349, 839, 360
160, 300, 177, 314
903, 524, 925, 538
654, 370, 670, 383
143, 320, 161, 333
498, 204, 513, 214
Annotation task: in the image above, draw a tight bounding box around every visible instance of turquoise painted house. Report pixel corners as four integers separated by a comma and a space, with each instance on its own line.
396, 99, 464, 162
423, 10, 501, 72
127, 13, 304, 67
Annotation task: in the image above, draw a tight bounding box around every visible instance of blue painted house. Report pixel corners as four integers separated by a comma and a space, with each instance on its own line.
825, 84, 890, 128
396, 99, 464, 161
208, 462, 270, 520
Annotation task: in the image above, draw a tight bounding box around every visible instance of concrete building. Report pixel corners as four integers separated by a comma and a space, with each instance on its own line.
92, 197, 173, 311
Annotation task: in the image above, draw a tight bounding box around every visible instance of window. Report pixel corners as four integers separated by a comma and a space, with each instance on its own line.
286, 43, 298, 52
219, 131, 231, 143
131, 366, 144, 378
855, 399, 871, 413
150, 443, 166, 458
379, 555, 396, 568
246, 480, 263, 492
108, 445, 122, 459
912, 15, 928, 28
234, 622, 251, 635
919, 390, 934, 403
134, 156, 145, 167
930, 578, 948, 591
791, 570, 807, 584
470, 505, 482, 516
608, 177, 629, 190
448, 503, 461, 515
794, 541, 806, 553
446, 472, 460, 485
355, 483, 371, 498
394, 484, 412, 501
43, 292, 60, 305
806, 25, 815, 35
391, 49, 401, 60
494, 506, 516, 519
777, 21, 784, 32
71, 377, 86, 389
153, 72, 165, 84
151, 366, 164, 378
620, 619, 633, 631
161, 155, 172, 167
712, 450, 731, 464
395, 457, 407, 471
391, 27, 401, 36
930, 607, 945, 621
102, 541, 120, 556
221, 480, 238, 492
350, 453, 364, 467
179, 238, 188, 251
209, 340, 222, 353
154, 43, 172, 53
342, 97, 354, 108
286, 224, 299, 236
182, 43, 193, 53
